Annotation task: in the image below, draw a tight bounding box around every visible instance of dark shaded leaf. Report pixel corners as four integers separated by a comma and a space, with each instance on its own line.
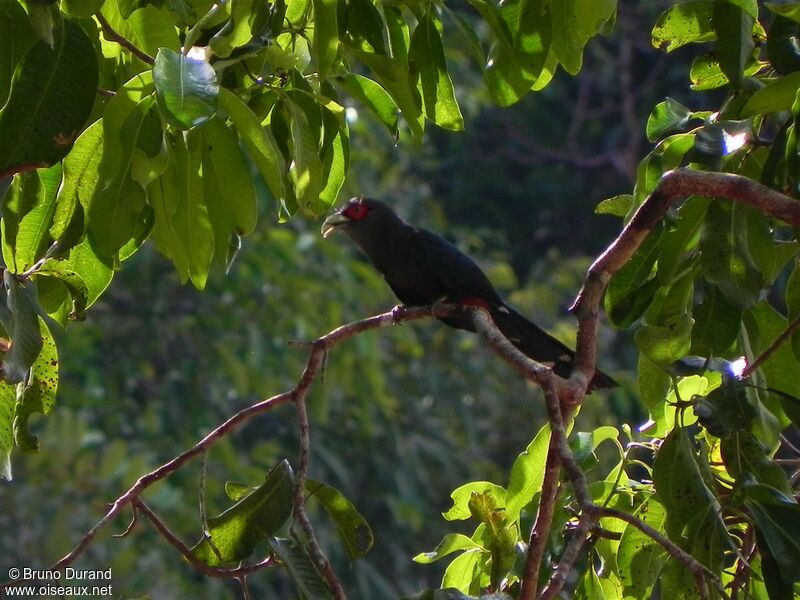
0, 19, 97, 178
713, 1, 755, 87
691, 284, 742, 356
269, 537, 334, 599
0, 273, 43, 385
88, 92, 155, 257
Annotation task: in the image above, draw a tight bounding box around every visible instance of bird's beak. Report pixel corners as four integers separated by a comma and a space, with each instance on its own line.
321, 212, 349, 238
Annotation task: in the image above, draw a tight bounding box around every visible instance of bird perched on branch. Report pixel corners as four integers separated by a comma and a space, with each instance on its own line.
321, 197, 616, 391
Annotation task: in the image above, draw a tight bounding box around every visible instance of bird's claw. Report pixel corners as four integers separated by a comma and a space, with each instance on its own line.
391, 305, 406, 324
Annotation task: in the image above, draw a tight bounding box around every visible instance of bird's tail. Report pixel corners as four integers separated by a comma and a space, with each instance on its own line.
488, 305, 617, 391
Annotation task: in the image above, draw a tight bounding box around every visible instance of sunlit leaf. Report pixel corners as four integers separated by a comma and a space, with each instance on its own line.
192, 460, 294, 566
409, 13, 464, 131
153, 48, 218, 130
306, 478, 373, 559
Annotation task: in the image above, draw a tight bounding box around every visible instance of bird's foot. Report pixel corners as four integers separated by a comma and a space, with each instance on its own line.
390, 304, 407, 324
431, 297, 450, 318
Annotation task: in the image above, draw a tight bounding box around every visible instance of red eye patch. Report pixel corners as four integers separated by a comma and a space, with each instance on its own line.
343, 203, 370, 221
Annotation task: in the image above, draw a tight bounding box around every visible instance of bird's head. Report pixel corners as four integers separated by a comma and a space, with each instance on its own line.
321, 197, 401, 239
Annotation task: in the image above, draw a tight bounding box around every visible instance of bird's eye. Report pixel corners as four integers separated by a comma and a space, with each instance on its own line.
344, 203, 369, 220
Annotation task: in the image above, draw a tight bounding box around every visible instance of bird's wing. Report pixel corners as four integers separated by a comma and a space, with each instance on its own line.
408, 228, 504, 305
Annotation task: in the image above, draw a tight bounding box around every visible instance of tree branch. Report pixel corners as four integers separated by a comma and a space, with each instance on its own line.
95, 12, 155, 65
571, 168, 800, 390
518, 438, 561, 600
2, 305, 466, 594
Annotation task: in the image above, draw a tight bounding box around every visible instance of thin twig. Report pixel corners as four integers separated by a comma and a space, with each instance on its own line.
95, 12, 155, 65
291, 346, 346, 599
741, 313, 800, 378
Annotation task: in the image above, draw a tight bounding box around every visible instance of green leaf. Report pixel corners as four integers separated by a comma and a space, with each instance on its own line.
153, 48, 218, 130
633, 133, 696, 206
0, 0, 36, 107
317, 106, 349, 212
412, 533, 484, 564
192, 460, 294, 566
312, 0, 338, 79
745, 487, 800, 583
646, 98, 695, 142
742, 71, 800, 116
269, 537, 334, 600
605, 224, 663, 327
2, 165, 61, 273
0, 274, 43, 385
345, 0, 387, 54
712, 1, 755, 87
442, 482, 507, 521
200, 116, 257, 266
653, 427, 712, 524
62, 239, 113, 308
0, 18, 98, 178
100, 2, 179, 57
441, 549, 481, 593
574, 562, 622, 600
766, 0, 800, 23
690, 284, 742, 356
305, 478, 373, 559
721, 432, 793, 494
635, 315, 694, 369
356, 51, 424, 142
337, 74, 398, 137
700, 201, 763, 308
153, 131, 214, 289
218, 88, 285, 201
657, 195, 710, 284
209, 0, 256, 58
34, 261, 90, 323
505, 423, 550, 523
88, 93, 155, 258
284, 98, 324, 211
550, 0, 615, 74
0, 382, 14, 479
745, 301, 800, 426
12, 318, 57, 452
639, 352, 670, 409
51, 119, 103, 242
617, 497, 669, 599
652, 0, 716, 52
409, 13, 464, 131
60, 0, 105, 18
595, 194, 633, 217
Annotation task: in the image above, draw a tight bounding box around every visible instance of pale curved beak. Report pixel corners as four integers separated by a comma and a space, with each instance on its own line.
321, 212, 349, 238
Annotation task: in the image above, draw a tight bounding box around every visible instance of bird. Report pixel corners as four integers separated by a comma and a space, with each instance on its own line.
321, 197, 617, 391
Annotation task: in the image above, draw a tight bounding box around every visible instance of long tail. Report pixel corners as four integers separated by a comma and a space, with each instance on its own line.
488, 305, 617, 391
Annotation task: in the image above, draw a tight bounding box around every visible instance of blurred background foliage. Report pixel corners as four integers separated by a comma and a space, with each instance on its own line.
0, 1, 698, 597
